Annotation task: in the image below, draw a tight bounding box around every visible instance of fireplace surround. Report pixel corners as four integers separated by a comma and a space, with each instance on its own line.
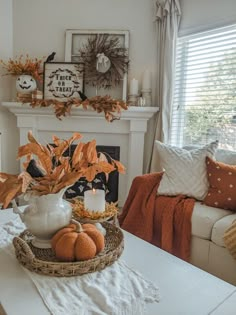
2, 102, 158, 205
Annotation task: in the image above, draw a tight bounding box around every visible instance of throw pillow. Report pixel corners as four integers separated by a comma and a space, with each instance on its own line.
203, 157, 236, 211
156, 140, 218, 200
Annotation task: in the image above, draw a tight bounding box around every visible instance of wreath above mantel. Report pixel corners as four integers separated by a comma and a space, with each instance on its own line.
78, 34, 129, 89
28, 95, 128, 122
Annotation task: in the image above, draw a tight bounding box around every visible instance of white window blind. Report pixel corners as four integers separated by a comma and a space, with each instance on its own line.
170, 24, 236, 150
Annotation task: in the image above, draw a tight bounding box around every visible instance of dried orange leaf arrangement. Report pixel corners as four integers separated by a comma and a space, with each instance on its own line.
0, 131, 125, 209
0, 54, 44, 81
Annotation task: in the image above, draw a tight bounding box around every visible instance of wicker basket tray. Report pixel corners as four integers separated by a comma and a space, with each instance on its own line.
13, 222, 124, 277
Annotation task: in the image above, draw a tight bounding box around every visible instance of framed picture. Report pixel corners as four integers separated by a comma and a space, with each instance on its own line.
43, 62, 84, 101
65, 29, 129, 101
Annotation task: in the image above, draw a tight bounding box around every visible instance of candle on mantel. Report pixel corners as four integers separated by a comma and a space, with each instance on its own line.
129, 78, 139, 95
142, 69, 151, 90
84, 189, 106, 212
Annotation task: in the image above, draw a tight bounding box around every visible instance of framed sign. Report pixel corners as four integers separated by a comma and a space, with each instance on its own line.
65, 29, 129, 101
43, 62, 83, 101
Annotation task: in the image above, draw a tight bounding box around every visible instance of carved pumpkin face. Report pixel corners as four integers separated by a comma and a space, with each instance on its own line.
16, 75, 37, 94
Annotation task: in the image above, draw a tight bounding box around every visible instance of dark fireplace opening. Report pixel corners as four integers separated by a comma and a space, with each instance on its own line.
64, 145, 120, 203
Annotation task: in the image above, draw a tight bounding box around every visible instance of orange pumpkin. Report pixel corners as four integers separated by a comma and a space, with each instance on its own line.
51, 220, 105, 262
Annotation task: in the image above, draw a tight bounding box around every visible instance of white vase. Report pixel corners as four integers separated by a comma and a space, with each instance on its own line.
13, 188, 72, 248
16, 74, 37, 94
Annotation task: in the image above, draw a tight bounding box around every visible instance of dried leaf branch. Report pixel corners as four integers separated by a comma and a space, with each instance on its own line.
29, 95, 128, 122
0, 131, 125, 208
0, 54, 44, 81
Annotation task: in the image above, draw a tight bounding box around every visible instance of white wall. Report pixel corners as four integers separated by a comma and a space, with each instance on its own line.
0, 0, 19, 173
179, 0, 236, 36
12, 0, 156, 89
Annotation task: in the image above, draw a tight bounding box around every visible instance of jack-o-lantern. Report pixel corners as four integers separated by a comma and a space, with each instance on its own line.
16, 75, 37, 94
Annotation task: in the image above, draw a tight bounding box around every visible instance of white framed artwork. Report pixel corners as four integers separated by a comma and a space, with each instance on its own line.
65, 29, 129, 101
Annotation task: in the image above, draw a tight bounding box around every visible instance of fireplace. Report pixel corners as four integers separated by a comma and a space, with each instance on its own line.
64, 145, 120, 203
2, 102, 158, 206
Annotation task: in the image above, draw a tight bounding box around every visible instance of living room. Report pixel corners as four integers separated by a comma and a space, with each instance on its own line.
1, 0, 236, 314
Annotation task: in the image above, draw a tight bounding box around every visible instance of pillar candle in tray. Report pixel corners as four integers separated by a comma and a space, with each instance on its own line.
84, 189, 106, 212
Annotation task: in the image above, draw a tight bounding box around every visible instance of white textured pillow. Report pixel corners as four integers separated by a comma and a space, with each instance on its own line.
156, 141, 218, 200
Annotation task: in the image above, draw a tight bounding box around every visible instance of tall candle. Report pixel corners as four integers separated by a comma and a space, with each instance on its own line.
130, 78, 139, 95
84, 189, 105, 212
142, 69, 151, 90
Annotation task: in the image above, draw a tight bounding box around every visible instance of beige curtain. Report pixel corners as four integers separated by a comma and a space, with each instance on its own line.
147, 0, 181, 172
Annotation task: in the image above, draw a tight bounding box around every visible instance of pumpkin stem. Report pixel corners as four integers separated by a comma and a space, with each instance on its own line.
70, 219, 83, 233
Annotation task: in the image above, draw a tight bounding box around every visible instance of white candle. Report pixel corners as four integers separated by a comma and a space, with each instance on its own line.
142, 69, 151, 90
130, 78, 139, 95
84, 189, 106, 212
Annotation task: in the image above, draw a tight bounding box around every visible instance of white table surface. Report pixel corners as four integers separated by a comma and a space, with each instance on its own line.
0, 209, 236, 315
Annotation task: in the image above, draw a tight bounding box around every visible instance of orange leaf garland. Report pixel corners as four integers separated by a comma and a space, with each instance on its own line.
29, 95, 128, 122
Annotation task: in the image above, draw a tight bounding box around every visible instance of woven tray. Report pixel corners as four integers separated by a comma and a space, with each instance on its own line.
13, 222, 124, 277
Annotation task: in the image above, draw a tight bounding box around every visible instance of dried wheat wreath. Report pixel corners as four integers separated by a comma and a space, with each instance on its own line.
78, 34, 129, 89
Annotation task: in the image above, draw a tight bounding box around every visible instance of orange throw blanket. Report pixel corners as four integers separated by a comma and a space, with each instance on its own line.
119, 173, 195, 261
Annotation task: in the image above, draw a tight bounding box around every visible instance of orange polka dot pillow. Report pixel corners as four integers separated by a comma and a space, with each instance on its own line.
203, 157, 236, 211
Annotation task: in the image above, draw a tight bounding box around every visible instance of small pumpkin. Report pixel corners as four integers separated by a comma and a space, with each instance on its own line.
51, 220, 105, 262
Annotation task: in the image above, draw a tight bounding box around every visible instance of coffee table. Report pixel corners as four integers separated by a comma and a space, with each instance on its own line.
0, 208, 235, 315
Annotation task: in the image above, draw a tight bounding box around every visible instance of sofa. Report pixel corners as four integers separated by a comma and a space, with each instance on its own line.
190, 201, 236, 285
152, 141, 236, 286
189, 149, 236, 286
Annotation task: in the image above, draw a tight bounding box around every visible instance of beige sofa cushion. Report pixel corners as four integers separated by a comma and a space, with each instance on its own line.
211, 213, 236, 247
191, 202, 233, 240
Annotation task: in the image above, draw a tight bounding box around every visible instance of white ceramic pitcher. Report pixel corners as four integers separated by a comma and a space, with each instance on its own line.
12, 188, 72, 248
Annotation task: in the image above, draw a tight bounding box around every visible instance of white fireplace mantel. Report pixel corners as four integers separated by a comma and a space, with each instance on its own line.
2, 102, 159, 205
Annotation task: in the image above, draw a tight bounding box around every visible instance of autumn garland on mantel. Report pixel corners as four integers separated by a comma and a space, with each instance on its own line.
28, 95, 128, 122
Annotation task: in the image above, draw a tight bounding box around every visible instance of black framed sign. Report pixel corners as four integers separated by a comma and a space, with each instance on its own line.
43, 62, 84, 101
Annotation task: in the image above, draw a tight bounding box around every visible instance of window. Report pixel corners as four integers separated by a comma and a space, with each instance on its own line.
170, 24, 236, 150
